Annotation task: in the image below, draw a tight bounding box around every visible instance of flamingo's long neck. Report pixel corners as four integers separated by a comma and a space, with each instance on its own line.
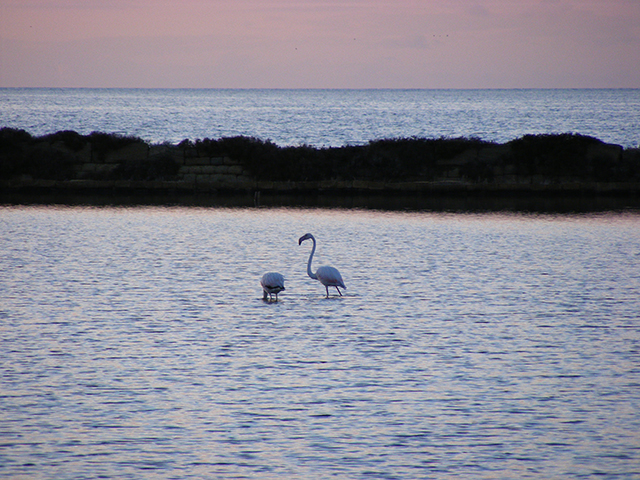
307, 237, 318, 280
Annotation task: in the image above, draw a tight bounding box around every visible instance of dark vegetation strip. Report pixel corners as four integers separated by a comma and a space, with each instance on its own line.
1, 127, 640, 184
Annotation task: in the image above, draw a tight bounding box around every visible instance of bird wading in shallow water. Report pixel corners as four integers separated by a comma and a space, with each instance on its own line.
298, 233, 346, 298
260, 272, 285, 301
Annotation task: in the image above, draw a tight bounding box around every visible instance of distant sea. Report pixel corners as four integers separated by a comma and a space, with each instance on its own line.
1, 88, 639, 148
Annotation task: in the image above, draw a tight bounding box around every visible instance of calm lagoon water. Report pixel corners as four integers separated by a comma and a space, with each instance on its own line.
1, 206, 640, 479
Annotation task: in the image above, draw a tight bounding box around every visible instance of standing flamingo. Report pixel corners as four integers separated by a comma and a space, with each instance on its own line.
298, 233, 346, 298
260, 272, 285, 301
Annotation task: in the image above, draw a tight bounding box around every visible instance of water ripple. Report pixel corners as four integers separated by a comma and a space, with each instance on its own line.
1, 206, 639, 478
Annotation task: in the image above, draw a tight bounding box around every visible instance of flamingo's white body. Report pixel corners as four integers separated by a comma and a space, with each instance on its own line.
260, 272, 285, 301
298, 233, 346, 298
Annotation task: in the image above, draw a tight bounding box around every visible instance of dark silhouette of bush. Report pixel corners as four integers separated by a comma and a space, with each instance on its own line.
42, 130, 88, 152
178, 139, 194, 149
0, 129, 157, 181
589, 147, 639, 182
185, 134, 638, 183
193, 136, 284, 179
110, 153, 180, 181
0, 128, 78, 180
359, 137, 491, 180
218, 137, 280, 174
0, 128, 34, 178
207, 135, 493, 182
2, 128, 638, 186
0, 127, 33, 147
507, 133, 604, 179
460, 160, 495, 182
88, 131, 145, 161
24, 144, 77, 180
620, 149, 640, 181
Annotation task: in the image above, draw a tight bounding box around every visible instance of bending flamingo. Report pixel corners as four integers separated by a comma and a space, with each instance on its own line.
260, 272, 285, 301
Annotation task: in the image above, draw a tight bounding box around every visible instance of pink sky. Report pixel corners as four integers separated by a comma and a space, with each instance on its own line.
1, 0, 639, 88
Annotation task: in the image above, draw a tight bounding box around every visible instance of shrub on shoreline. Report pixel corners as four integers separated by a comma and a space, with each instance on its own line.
1, 128, 638, 184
